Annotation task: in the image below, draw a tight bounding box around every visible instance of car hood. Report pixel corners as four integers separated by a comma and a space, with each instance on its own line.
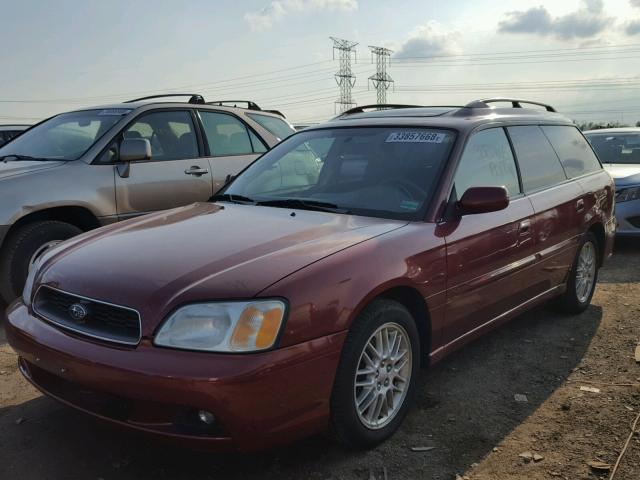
38, 202, 406, 336
604, 164, 640, 183
0, 160, 66, 180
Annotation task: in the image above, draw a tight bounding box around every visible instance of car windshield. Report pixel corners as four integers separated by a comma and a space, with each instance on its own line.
222, 127, 456, 220
585, 132, 640, 165
0, 109, 129, 161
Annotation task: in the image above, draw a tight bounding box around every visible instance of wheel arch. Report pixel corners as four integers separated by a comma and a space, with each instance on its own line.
587, 222, 606, 267
353, 284, 432, 368
2, 206, 101, 249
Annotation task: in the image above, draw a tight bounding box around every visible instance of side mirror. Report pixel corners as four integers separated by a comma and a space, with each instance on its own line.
457, 186, 509, 216
119, 138, 151, 162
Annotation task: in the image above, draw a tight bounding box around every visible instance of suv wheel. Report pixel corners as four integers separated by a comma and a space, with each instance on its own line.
330, 299, 420, 449
0, 221, 82, 304
556, 232, 599, 314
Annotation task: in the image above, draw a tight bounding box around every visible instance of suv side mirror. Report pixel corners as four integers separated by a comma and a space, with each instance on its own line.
119, 138, 151, 162
457, 186, 509, 216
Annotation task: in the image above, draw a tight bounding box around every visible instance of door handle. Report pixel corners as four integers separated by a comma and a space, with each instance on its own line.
519, 219, 531, 236
185, 166, 209, 176
576, 199, 585, 212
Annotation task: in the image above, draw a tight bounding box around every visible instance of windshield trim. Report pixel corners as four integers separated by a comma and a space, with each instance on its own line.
221, 125, 459, 222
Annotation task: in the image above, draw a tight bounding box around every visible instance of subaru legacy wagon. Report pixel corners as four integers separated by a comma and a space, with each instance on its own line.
5, 98, 615, 451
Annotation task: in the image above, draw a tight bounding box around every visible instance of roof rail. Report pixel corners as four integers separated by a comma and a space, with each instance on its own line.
124, 94, 206, 104
207, 100, 262, 111
341, 104, 423, 116
464, 98, 557, 112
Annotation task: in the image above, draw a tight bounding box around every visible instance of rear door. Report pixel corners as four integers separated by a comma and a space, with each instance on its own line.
197, 111, 266, 192
507, 125, 580, 292
114, 109, 213, 218
444, 127, 536, 344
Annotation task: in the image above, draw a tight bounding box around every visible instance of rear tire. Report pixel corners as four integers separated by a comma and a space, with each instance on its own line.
330, 299, 420, 449
556, 232, 599, 314
0, 221, 82, 304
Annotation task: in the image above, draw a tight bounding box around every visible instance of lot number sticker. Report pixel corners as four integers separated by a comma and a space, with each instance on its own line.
386, 131, 446, 143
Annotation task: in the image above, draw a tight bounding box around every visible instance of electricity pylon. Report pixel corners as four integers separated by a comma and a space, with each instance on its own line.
368, 46, 394, 105
330, 37, 358, 113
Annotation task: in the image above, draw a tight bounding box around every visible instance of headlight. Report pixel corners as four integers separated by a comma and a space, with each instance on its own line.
616, 186, 640, 203
154, 300, 286, 353
22, 260, 43, 307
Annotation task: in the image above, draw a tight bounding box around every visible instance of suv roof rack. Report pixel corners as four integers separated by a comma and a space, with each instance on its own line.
125, 94, 206, 104
464, 98, 557, 112
341, 104, 424, 116
207, 100, 261, 111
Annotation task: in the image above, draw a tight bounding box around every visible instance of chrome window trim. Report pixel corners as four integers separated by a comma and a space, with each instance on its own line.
32, 285, 142, 346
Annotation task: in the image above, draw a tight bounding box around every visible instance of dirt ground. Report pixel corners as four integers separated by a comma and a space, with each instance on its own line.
1, 241, 639, 480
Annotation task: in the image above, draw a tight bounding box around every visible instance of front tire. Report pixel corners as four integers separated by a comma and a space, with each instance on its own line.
0, 221, 82, 304
330, 299, 420, 449
556, 232, 599, 314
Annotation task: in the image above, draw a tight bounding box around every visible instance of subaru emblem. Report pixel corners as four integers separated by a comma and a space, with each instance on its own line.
68, 303, 88, 322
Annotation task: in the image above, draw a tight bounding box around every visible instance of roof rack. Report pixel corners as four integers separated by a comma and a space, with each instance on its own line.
207, 100, 262, 111
464, 98, 557, 112
125, 94, 206, 104
340, 104, 424, 116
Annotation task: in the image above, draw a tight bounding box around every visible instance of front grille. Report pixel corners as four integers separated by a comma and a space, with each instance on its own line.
33, 286, 141, 345
628, 216, 640, 228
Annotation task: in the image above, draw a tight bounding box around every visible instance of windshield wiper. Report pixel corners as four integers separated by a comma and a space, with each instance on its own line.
209, 193, 257, 205
257, 198, 351, 214
0, 154, 52, 162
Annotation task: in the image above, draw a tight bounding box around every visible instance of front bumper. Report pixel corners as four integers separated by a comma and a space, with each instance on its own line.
615, 198, 640, 237
4, 301, 347, 451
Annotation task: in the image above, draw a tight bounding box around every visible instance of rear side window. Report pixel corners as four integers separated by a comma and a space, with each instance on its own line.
507, 126, 567, 192
199, 111, 261, 156
541, 126, 601, 178
247, 113, 295, 140
454, 128, 521, 197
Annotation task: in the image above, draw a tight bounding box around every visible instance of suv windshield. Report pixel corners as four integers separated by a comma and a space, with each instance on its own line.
586, 132, 640, 165
223, 127, 456, 220
0, 109, 129, 161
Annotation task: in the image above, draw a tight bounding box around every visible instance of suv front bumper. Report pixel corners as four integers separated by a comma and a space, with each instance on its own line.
4, 301, 346, 451
615, 198, 640, 236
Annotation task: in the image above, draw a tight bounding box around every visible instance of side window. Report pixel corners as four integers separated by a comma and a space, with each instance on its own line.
507, 126, 567, 192
248, 130, 268, 153
123, 111, 198, 161
454, 128, 521, 197
199, 111, 256, 156
246, 113, 295, 140
541, 126, 602, 178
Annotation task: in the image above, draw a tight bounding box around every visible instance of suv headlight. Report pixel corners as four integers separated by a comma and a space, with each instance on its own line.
616, 186, 640, 203
154, 300, 286, 353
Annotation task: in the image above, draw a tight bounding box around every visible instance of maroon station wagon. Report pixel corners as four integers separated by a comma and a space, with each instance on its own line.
5, 98, 615, 451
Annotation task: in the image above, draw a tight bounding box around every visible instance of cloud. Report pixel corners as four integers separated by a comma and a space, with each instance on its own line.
626, 19, 640, 35
393, 21, 462, 59
245, 0, 358, 31
498, 0, 614, 40
632, 0, 640, 8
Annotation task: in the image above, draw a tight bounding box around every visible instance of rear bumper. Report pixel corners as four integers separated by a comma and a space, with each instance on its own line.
4, 301, 346, 451
615, 199, 640, 237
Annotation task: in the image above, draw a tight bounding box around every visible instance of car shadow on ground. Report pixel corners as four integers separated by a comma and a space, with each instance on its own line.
0, 302, 602, 480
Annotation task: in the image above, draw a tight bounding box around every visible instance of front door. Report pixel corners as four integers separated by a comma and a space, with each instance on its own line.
443, 127, 536, 344
115, 110, 213, 218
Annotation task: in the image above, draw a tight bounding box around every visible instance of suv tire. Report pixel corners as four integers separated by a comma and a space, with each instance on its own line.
0, 221, 82, 304
556, 231, 599, 314
330, 299, 420, 449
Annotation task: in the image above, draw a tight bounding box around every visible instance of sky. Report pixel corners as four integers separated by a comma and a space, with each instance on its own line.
2, 0, 640, 125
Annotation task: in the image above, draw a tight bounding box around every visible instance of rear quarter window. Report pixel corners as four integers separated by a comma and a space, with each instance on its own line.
507, 126, 567, 192
541, 126, 601, 178
247, 113, 295, 140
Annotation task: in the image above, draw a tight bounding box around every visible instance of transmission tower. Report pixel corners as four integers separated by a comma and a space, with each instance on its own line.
330, 37, 358, 113
368, 46, 394, 104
